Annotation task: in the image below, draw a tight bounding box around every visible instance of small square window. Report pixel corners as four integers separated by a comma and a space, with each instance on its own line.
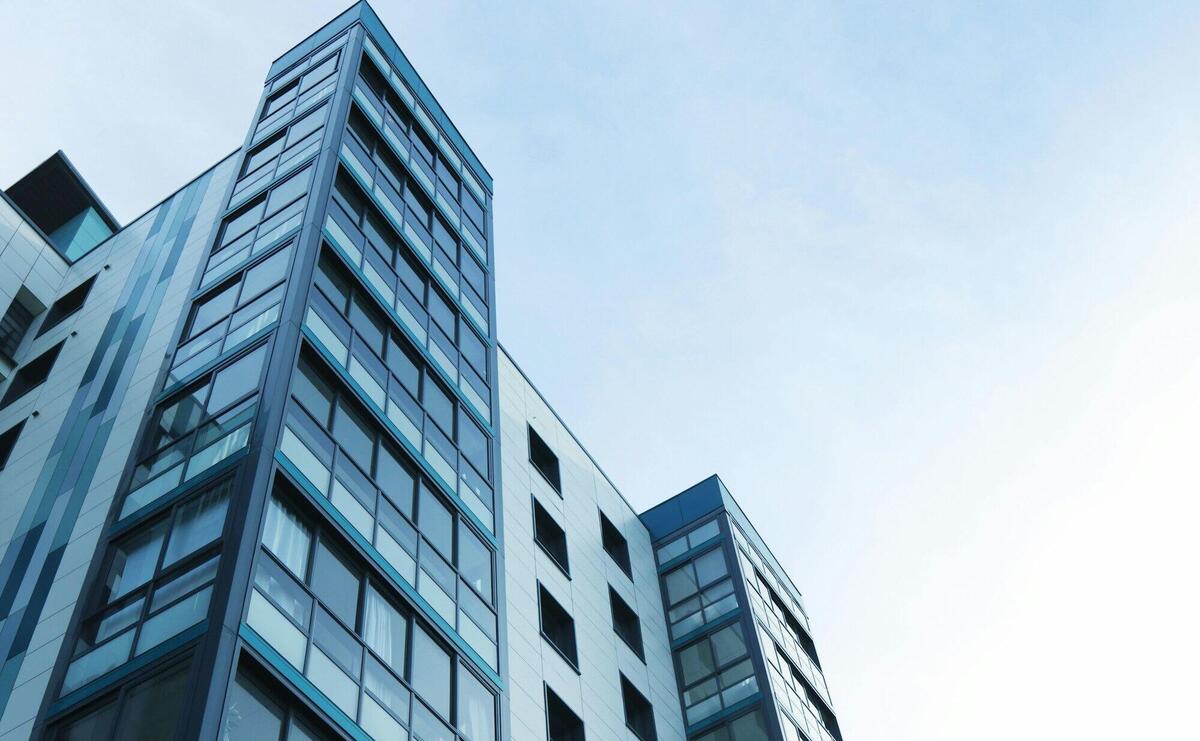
545, 686, 585, 741
599, 512, 632, 579
0, 420, 24, 471
528, 426, 561, 493
533, 498, 569, 575
609, 588, 644, 660
538, 584, 578, 669
620, 674, 657, 741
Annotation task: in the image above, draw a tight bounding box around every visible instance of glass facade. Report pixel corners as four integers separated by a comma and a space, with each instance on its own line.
4, 5, 843, 741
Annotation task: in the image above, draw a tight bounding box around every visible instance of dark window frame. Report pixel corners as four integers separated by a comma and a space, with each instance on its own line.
620, 673, 657, 741
599, 511, 632, 579
37, 275, 96, 338
609, 587, 645, 661
532, 497, 570, 576
537, 583, 579, 671
0, 340, 64, 408
528, 426, 561, 494
0, 419, 25, 471
545, 684, 585, 741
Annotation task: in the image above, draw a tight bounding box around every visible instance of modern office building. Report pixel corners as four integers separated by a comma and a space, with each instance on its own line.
0, 4, 843, 740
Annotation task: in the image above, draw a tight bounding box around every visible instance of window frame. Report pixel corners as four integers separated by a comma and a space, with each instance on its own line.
537, 583, 579, 671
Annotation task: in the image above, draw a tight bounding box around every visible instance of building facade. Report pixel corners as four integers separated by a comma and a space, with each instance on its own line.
0, 4, 842, 741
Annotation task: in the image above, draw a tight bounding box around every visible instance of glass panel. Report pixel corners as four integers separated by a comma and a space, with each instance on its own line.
679, 640, 716, 686
311, 542, 359, 628
313, 607, 362, 676
241, 247, 290, 301
418, 487, 453, 558
162, 485, 229, 565
207, 346, 266, 412
664, 563, 698, 605
188, 283, 238, 338
710, 623, 748, 665
305, 647, 358, 718
223, 672, 284, 741
410, 625, 451, 718
135, 586, 211, 654
694, 548, 728, 588
456, 665, 495, 741
247, 590, 307, 668
262, 497, 311, 578
376, 444, 414, 518
254, 556, 312, 629
152, 556, 218, 611
62, 632, 134, 693
363, 586, 407, 675
104, 521, 168, 603
114, 663, 189, 741
333, 400, 374, 471
457, 523, 491, 601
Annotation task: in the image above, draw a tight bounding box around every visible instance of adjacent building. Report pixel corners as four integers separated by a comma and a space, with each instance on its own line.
0, 4, 843, 740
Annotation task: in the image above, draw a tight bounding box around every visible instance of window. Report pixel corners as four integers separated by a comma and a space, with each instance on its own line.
528, 426, 560, 493
1, 340, 63, 408
223, 666, 334, 740
64, 482, 229, 694
121, 346, 265, 518
599, 512, 632, 578
620, 674, 657, 741
693, 710, 769, 741
609, 588, 644, 660
51, 661, 191, 740
661, 546, 736, 639
38, 276, 96, 337
538, 584, 578, 669
656, 519, 721, 564
0, 419, 24, 471
248, 487, 497, 739
675, 622, 757, 725
0, 288, 41, 360
532, 498, 569, 575
545, 686, 584, 741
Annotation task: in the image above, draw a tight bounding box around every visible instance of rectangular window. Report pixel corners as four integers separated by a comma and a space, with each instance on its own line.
38, 276, 96, 337
545, 686, 584, 741
0, 419, 24, 471
64, 482, 229, 694
609, 588, 644, 660
620, 674, 657, 741
52, 661, 192, 740
532, 498, 569, 575
1, 340, 64, 408
223, 665, 332, 740
599, 512, 632, 579
0, 288, 41, 361
528, 426, 560, 493
675, 622, 756, 725
538, 584, 578, 669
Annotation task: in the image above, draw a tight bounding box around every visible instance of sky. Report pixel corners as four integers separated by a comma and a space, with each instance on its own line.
3, 1, 1199, 739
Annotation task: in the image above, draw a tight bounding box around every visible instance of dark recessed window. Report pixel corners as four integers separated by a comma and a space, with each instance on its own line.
545, 685, 585, 741
620, 674, 657, 741
609, 587, 644, 660
0, 419, 25, 471
600, 512, 632, 579
1, 341, 64, 408
37, 276, 96, 337
528, 425, 561, 493
0, 289, 40, 361
538, 584, 578, 669
533, 498, 569, 575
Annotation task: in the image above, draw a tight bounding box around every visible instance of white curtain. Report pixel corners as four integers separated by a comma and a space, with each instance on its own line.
262, 497, 311, 577
363, 586, 403, 672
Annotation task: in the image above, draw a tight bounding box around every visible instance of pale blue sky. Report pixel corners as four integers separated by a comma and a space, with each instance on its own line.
3, 2, 1197, 738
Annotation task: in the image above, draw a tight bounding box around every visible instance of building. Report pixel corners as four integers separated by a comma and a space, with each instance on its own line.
0, 4, 843, 740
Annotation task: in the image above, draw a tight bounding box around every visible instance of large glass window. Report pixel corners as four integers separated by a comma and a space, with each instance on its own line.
63, 483, 230, 695
172, 245, 290, 384
674, 622, 758, 725
52, 662, 191, 740
122, 346, 265, 518
223, 667, 336, 740
246, 488, 497, 740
